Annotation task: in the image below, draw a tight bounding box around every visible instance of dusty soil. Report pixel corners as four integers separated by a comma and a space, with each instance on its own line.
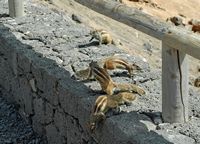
122, 0, 200, 22
122, 0, 200, 82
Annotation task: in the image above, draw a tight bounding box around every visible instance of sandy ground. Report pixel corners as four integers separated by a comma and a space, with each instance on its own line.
122, 0, 200, 81
122, 0, 200, 22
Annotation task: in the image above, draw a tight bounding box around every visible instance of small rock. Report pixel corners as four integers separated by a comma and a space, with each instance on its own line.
139, 120, 156, 131
192, 24, 200, 33
29, 79, 37, 92
188, 19, 200, 25
141, 112, 163, 125
72, 14, 82, 23
166, 16, 185, 26
178, 13, 186, 18
194, 77, 200, 87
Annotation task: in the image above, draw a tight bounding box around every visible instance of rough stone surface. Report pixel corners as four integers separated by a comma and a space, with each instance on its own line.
0, 0, 199, 143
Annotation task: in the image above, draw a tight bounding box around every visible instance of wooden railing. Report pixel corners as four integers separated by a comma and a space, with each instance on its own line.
74, 0, 200, 123
8, 0, 200, 123
8, 0, 24, 17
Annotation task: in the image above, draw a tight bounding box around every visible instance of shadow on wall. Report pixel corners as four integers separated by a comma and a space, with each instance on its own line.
0, 23, 92, 143
0, 23, 173, 144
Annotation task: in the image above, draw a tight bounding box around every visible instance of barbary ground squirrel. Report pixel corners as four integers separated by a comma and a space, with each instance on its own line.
89, 29, 115, 45
87, 61, 145, 95
89, 92, 137, 132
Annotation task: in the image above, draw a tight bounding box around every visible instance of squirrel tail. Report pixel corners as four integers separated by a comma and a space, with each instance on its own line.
115, 83, 145, 96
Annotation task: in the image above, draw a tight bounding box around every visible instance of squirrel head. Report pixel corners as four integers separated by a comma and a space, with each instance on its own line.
88, 112, 106, 132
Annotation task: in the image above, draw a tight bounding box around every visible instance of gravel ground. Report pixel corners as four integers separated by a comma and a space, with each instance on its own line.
0, 89, 47, 144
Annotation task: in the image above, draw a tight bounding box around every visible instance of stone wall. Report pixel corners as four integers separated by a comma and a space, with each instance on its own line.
0, 24, 93, 143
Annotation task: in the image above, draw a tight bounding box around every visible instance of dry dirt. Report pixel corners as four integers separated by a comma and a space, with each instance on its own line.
123, 0, 200, 22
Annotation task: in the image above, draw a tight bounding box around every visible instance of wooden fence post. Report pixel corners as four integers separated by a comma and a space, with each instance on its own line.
8, 0, 24, 17
162, 41, 189, 123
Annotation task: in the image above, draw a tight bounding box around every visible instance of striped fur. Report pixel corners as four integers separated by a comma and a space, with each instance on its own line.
89, 61, 116, 95
103, 57, 141, 76
89, 92, 137, 132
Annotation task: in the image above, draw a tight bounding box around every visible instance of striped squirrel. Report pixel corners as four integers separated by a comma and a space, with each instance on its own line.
88, 61, 117, 95
74, 68, 90, 80
89, 92, 137, 132
75, 56, 141, 79
102, 56, 141, 77
87, 61, 145, 95
89, 29, 115, 45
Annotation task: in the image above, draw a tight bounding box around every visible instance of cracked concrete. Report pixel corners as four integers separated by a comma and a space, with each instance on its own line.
0, 0, 199, 143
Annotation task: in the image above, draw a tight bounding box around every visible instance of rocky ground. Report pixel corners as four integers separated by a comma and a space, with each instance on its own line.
0, 0, 200, 143
0, 89, 47, 144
